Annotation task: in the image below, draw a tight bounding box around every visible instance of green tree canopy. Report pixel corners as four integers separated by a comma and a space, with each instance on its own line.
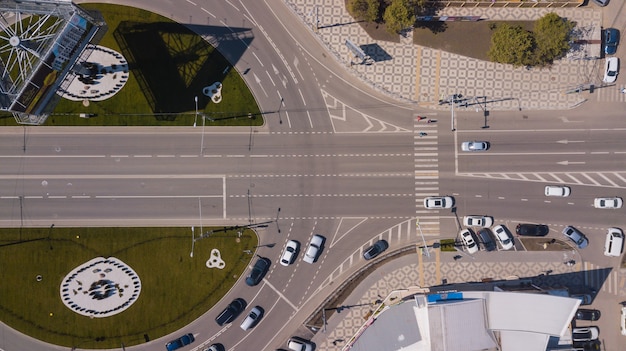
533, 12, 575, 64
383, 0, 415, 34
487, 23, 536, 67
347, 0, 380, 23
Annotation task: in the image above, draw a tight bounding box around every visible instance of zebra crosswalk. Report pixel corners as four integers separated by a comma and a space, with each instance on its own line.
583, 262, 625, 296
595, 85, 626, 103
414, 115, 441, 236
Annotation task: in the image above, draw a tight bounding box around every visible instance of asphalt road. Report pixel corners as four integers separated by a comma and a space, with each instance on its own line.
0, 0, 624, 350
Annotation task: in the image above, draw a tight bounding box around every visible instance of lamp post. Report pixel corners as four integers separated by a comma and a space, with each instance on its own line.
193, 96, 198, 127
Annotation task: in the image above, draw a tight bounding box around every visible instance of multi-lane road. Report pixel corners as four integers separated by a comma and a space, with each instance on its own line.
1, 0, 625, 350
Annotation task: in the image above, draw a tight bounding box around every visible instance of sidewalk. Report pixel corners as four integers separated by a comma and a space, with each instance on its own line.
284, 1, 604, 110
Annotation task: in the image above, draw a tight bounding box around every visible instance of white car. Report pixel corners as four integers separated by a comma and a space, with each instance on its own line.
594, 197, 623, 209
423, 196, 454, 209
544, 185, 570, 197
460, 229, 479, 254
493, 225, 514, 250
604, 227, 624, 257
603, 57, 619, 83
280, 240, 299, 266
463, 215, 493, 228
572, 326, 599, 341
461, 141, 489, 152
288, 337, 314, 351
303, 235, 324, 264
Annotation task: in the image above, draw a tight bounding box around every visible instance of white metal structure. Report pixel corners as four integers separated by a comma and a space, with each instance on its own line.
0, 0, 105, 124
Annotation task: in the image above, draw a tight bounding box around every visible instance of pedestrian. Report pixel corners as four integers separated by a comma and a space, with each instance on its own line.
419, 132, 427, 137
621, 87, 626, 94
427, 119, 432, 124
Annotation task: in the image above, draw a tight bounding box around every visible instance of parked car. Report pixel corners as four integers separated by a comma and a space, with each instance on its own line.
591, 0, 608, 7
287, 336, 314, 351
245, 257, 270, 286
280, 240, 299, 266
166, 333, 195, 351
460, 228, 479, 254
423, 196, 454, 209
572, 326, 599, 342
477, 228, 496, 251
493, 225, 514, 250
215, 298, 246, 326
240, 306, 263, 330
572, 340, 601, 350
562, 226, 589, 249
603, 57, 619, 83
516, 223, 549, 237
594, 196, 623, 209
463, 215, 493, 228
604, 227, 624, 257
363, 240, 389, 260
604, 28, 619, 55
205, 344, 225, 351
575, 309, 601, 321
544, 185, 570, 197
461, 141, 489, 152
621, 305, 626, 336
303, 234, 324, 264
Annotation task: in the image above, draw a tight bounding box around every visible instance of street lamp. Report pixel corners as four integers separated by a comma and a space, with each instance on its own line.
193, 96, 198, 127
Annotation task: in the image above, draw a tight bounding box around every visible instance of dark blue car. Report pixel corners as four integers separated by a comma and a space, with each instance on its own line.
166, 333, 194, 351
604, 28, 619, 55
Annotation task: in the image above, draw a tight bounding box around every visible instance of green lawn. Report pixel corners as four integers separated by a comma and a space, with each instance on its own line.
0, 3, 261, 127
0, 227, 257, 348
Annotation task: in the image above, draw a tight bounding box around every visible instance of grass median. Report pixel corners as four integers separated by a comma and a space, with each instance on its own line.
0, 226, 257, 348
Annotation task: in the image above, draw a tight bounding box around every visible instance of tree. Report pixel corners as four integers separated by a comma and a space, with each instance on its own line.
533, 12, 575, 64
487, 23, 535, 67
383, 0, 415, 35
347, 0, 379, 23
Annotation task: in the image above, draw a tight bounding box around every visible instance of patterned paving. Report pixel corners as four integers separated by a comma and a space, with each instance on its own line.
284, 1, 605, 110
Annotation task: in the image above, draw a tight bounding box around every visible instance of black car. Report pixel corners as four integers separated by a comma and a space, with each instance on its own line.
215, 298, 246, 326
604, 28, 619, 55
477, 228, 496, 251
363, 240, 389, 260
572, 339, 600, 351
575, 309, 601, 321
165, 333, 195, 351
245, 257, 270, 286
516, 223, 549, 237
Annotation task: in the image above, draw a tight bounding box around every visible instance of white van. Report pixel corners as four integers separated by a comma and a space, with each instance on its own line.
604, 227, 624, 257
544, 185, 571, 197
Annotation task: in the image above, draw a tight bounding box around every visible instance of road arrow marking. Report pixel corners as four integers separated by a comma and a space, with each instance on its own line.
557, 160, 586, 165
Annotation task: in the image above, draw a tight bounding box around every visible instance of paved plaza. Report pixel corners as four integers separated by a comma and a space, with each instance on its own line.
285, 1, 626, 110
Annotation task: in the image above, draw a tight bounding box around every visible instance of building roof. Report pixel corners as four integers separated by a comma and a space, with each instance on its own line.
348, 290, 579, 351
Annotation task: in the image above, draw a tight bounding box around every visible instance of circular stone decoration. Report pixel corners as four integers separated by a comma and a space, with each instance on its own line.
60, 257, 141, 318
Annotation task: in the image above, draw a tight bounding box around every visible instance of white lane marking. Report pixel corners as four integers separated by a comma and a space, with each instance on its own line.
265, 70, 276, 86
185, 0, 196, 5
0, 174, 226, 180
200, 7, 215, 17
133, 155, 152, 158
285, 110, 292, 128
222, 177, 226, 219
252, 52, 264, 67
225, 0, 239, 11
298, 88, 306, 106
95, 195, 224, 199
306, 110, 313, 128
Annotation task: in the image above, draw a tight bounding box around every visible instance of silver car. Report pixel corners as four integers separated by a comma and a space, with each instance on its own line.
562, 226, 589, 249
423, 196, 454, 209
463, 215, 494, 228
594, 197, 623, 209
303, 235, 324, 264
461, 141, 489, 152
493, 224, 513, 250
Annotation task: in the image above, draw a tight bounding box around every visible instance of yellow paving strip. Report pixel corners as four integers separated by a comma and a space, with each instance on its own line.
435, 246, 441, 285
434, 50, 441, 103
417, 244, 425, 287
